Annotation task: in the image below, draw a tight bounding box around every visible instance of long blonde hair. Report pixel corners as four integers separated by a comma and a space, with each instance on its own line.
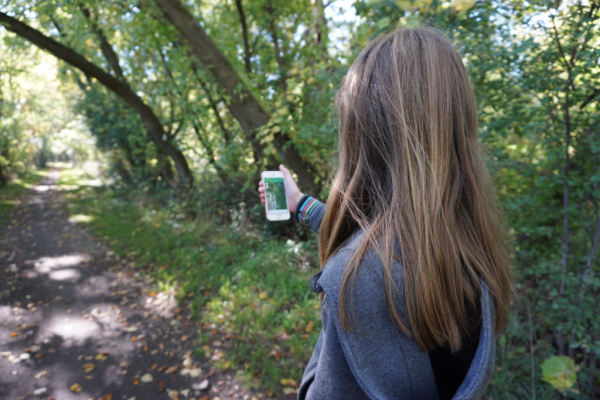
319, 27, 512, 352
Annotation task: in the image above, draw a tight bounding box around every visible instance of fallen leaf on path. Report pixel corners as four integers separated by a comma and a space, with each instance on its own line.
33, 387, 47, 395
95, 353, 108, 361
158, 365, 167, 372
99, 395, 112, 400
180, 389, 190, 397
167, 390, 179, 400
82, 363, 95, 372
283, 387, 298, 395
34, 370, 48, 379
182, 351, 192, 367
125, 327, 138, 332
132, 379, 140, 385
281, 378, 298, 387
165, 365, 179, 374
204, 370, 216, 379
9, 332, 18, 337
25, 345, 41, 353
141, 373, 153, 383
189, 368, 202, 378
150, 364, 158, 371
195, 379, 209, 390
180, 335, 189, 342
199, 397, 209, 400
70, 383, 82, 393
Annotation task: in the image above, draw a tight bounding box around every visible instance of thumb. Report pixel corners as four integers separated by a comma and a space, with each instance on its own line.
279, 164, 292, 180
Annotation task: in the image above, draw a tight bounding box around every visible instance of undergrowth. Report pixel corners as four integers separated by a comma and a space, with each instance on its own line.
58, 167, 322, 397
0, 170, 47, 224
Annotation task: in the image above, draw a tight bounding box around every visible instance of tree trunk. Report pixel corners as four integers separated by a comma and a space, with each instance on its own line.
152, 0, 317, 192
0, 161, 7, 187
0, 92, 5, 187
0, 12, 194, 187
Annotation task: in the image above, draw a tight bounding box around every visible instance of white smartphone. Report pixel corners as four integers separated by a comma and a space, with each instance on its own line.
261, 171, 291, 221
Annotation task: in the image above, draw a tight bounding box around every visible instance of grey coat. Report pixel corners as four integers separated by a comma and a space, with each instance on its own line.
297, 201, 496, 400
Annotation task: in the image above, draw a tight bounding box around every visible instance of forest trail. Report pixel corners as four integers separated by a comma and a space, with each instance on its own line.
0, 170, 258, 400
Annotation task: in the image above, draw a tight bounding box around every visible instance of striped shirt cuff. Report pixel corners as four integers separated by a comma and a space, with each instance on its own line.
296, 195, 321, 225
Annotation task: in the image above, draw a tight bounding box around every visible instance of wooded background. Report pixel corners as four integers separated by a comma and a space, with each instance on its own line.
1, 0, 599, 397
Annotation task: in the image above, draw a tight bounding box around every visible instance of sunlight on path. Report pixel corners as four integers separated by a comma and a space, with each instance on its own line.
0, 169, 261, 400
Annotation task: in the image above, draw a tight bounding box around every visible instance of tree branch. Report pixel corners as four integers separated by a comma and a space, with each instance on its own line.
153, 0, 317, 192
79, 5, 125, 79
580, 89, 599, 110
234, 0, 252, 73
0, 12, 193, 185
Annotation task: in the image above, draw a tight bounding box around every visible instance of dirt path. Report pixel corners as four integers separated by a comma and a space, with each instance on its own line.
0, 170, 259, 400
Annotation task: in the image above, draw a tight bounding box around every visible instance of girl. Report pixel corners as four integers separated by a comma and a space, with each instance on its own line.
259, 26, 511, 400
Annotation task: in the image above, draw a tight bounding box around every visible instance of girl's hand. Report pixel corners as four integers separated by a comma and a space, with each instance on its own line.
258, 165, 304, 213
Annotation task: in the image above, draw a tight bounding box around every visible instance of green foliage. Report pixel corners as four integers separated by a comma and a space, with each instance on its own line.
3, 0, 600, 397
0, 169, 46, 222
541, 356, 580, 394
60, 166, 322, 396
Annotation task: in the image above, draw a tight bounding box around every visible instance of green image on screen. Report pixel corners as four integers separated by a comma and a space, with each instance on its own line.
264, 178, 288, 211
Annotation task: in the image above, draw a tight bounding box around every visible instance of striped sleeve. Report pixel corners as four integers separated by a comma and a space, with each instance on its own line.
296, 195, 326, 234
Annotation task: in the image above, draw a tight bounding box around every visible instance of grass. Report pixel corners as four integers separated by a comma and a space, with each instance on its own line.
0, 170, 48, 224
58, 167, 322, 397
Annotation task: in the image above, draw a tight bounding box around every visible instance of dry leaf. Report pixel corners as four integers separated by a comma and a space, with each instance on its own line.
189, 368, 202, 378
34, 370, 48, 379
95, 353, 108, 361
258, 291, 267, 299
133, 379, 140, 385
165, 365, 179, 374
197, 379, 209, 390
305, 321, 314, 332
9, 332, 18, 337
140, 373, 153, 383
70, 383, 82, 393
199, 397, 209, 400
181, 335, 189, 342
99, 395, 112, 400
281, 378, 298, 387
283, 387, 298, 395
167, 390, 179, 400
83, 363, 95, 373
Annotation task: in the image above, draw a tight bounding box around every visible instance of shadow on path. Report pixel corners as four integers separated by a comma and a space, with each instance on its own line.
0, 170, 258, 400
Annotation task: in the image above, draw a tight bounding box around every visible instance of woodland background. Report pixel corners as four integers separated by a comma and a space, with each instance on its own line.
1, 0, 599, 398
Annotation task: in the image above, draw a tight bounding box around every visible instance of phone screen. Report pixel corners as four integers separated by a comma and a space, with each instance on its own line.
264, 178, 288, 211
